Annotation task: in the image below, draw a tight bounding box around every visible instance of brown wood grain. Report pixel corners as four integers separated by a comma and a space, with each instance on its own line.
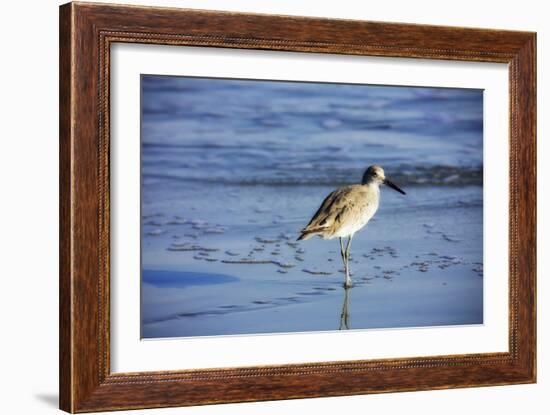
59, 3, 73, 411
59, 2, 537, 412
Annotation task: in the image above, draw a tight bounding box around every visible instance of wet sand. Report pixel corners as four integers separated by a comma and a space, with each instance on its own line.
141, 183, 483, 338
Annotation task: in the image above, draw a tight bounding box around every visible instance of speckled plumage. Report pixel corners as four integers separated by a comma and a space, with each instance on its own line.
298, 184, 379, 240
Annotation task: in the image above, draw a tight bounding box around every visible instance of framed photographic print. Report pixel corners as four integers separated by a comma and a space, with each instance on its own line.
59, 2, 536, 412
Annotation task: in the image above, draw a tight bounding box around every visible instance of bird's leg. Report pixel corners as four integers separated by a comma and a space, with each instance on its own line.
345, 234, 353, 261
339, 237, 349, 285
344, 235, 354, 288
339, 237, 346, 268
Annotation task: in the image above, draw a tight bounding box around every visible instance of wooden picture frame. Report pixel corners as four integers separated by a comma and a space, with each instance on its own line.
59, 2, 536, 412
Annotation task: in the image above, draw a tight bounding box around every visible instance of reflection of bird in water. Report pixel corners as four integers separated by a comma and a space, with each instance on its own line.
339, 287, 351, 330
298, 165, 406, 288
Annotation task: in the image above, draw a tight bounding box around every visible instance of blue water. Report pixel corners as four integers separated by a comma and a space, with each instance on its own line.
140, 75, 483, 338
141, 76, 483, 187
143, 270, 239, 288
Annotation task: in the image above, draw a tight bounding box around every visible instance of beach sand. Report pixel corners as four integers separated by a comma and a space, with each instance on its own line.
141, 183, 483, 338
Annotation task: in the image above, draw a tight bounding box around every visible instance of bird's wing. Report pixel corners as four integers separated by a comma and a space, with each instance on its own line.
302, 185, 364, 232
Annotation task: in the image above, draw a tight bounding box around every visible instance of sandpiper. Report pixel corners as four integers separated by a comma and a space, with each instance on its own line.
298, 165, 406, 288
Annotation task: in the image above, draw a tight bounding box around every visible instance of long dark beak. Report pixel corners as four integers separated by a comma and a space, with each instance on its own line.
384, 178, 406, 195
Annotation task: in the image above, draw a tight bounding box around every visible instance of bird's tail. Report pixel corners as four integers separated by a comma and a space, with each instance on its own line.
297, 228, 321, 241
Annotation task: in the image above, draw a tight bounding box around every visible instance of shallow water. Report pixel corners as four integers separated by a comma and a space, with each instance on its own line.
140, 76, 483, 338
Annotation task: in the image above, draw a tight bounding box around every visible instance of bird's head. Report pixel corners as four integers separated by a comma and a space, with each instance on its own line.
362, 165, 406, 195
